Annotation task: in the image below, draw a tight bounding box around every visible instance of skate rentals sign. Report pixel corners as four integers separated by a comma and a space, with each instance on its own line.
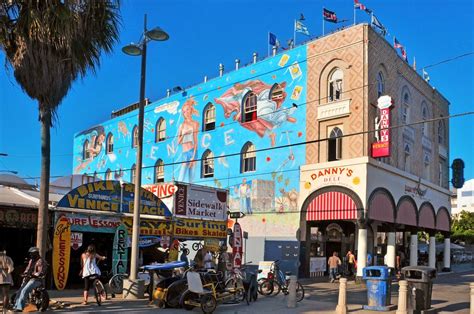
53, 216, 71, 290
112, 224, 128, 275
371, 95, 393, 158
232, 222, 243, 268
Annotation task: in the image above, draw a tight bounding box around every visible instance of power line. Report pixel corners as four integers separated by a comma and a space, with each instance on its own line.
19, 110, 474, 180
422, 51, 474, 70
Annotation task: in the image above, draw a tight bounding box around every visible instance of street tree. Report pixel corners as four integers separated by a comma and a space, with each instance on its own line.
0, 0, 120, 256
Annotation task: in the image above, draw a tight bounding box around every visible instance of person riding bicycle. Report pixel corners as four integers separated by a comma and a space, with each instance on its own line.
11, 247, 46, 312
80, 244, 106, 305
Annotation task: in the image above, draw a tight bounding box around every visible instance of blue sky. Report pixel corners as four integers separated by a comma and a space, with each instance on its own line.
0, 0, 473, 183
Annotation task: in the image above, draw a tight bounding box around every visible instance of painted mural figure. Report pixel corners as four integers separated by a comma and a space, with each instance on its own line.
177, 98, 199, 183
74, 126, 106, 173
236, 178, 252, 214
215, 79, 297, 147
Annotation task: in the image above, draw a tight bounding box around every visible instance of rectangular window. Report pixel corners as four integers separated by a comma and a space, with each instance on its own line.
203, 158, 214, 178
243, 152, 256, 172
404, 153, 411, 173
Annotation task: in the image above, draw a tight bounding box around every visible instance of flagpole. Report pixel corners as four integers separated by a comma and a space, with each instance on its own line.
322, 9, 325, 36
293, 20, 296, 47
353, 5, 356, 25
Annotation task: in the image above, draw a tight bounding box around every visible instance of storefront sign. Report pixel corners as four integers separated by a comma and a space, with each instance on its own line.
53, 216, 71, 290
112, 224, 128, 275
70, 232, 83, 251
174, 183, 228, 221
232, 222, 243, 268
143, 183, 177, 199
57, 180, 172, 217
139, 236, 161, 248
173, 218, 227, 239
60, 212, 122, 234
371, 95, 393, 158
309, 257, 327, 273
121, 217, 173, 236
0, 208, 37, 229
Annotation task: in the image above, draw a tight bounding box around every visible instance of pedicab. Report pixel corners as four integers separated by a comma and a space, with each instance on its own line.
141, 260, 188, 308
180, 270, 246, 313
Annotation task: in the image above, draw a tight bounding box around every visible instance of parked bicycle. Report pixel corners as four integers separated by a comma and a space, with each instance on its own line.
258, 260, 304, 302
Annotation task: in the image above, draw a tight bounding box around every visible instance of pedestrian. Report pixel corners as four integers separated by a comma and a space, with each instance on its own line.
193, 248, 204, 269
367, 252, 373, 266
327, 252, 341, 283
80, 244, 106, 305
204, 251, 215, 270
0, 248, 14, 314
346, 250, 356, 279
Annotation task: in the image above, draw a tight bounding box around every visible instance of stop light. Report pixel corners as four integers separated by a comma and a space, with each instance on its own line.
451, 158, 465, 189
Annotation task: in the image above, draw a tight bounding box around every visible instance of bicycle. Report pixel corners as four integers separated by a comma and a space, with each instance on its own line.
224, 263, 253, 303
192, 241, 204, 252
259, 260, 304, 302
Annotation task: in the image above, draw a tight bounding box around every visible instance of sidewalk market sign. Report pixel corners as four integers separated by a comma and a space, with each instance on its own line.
53, 216, 71, 290
112, 224, 128, 275
174, 183, 228, 221
56, 180, 172, 217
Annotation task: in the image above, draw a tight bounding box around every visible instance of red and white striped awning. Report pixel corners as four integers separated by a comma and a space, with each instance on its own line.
306, 191, 358, 221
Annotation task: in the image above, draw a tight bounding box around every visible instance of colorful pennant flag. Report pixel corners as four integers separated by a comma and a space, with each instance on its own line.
323, 8, 338, 23
269, 32, 279, 47
371, 14, 387, 35
295, 20, 310, 36
393, 37, 403, 49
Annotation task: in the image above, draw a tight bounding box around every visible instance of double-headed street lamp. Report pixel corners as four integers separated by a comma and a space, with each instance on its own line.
122, 14, 169, 292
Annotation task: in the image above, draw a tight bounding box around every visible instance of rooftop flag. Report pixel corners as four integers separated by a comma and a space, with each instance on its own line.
269, 32, 278, 46
393, 37, 403, 49
323, 8, 338, 23
354, 0, 368, 11
295, 20, 310, 36
371, 14, 387, 36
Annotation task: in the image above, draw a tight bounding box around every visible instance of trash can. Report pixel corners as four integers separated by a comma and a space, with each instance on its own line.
401, 266, 437, 313
362, 266, 397, 311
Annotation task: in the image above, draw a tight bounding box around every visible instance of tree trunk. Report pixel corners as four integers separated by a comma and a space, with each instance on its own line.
37, 108, 51, 257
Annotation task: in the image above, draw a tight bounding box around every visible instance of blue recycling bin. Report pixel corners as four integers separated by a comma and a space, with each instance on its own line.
362, 266, 397, 311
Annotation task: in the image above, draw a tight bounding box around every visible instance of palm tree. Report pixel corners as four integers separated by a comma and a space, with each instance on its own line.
0, 1, 120, 256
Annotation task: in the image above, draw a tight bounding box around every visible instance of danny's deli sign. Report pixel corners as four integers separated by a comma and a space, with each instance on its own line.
371, 95, 393, 158
174, 183, 228, 221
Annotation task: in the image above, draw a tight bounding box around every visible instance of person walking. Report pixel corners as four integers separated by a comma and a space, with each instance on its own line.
327, 252, 341, 283
346, 250, 357, 279
0, 249, 14, 314
80, 245, 106, 305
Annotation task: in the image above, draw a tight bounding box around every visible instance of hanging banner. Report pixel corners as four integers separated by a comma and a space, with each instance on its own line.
232, 222, 243, 268
71, 232, 83, 251
112, 224, 128, 275
56, 180, 172, 217
372, 95, 393, 158
53, 216, 71, 290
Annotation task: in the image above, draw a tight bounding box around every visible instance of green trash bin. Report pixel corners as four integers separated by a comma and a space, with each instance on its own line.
401, 266, 437, 314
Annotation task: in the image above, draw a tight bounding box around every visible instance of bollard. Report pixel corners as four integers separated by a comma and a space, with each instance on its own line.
287, 275, 297, 308
335, 277, 348, 314
396, 280, 408, 314
470, 282, 474, 314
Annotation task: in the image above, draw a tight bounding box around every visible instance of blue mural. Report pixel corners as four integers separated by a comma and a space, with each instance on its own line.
73, 46, 308, 236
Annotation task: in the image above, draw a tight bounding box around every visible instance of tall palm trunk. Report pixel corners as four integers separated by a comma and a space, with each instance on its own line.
37, 108, 51, 257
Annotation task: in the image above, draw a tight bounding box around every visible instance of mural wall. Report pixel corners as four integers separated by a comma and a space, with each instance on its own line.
73, 46, 308, 238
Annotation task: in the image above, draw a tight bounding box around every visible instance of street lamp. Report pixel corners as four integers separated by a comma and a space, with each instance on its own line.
122, 14, 169, 297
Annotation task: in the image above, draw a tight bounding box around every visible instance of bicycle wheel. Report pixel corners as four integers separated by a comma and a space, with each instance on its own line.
296, 281, 305, 302
258, 279, 274, 296
94, 279, 107, 305
180, 290, 198, 310
271, 281, 282, 296
200, 294, 217, 314
165, 279, 187, 308
192, 242, 201, 251
108, 274, 127, 295
225, 278, 245, 302
35, 289, 49, 312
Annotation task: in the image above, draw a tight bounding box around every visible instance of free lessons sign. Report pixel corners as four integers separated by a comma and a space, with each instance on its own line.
53, 216, 71, 290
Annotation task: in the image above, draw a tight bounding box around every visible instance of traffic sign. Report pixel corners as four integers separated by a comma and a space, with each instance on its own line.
229, 211, 245, 219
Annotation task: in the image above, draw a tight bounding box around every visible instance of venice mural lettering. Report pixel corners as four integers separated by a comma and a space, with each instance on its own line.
72, 46, 308, 237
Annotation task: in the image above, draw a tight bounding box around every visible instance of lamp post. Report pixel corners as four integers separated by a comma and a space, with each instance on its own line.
122, 14, 169, 297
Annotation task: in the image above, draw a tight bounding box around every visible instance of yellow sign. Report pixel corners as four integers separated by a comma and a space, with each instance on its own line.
173, 218, 227, 239
53, 216, 71, 290
204, 238, 221, 252
121, 218, 173, 236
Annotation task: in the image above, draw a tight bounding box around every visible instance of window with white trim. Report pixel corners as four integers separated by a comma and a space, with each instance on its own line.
402, 92, 410, 124
106, 133, 114, 154
438, 119, 445, 145
328, 127, 343, 162
377, 72, 385, 98
156, 118, 166, 142
241, 142, 256, 173
201, 150, 215, 178
404, 143, 411, 173
83, 140, 90, 160
132, 126, 138, 148
242, 92, 257, 123
203, 103, 216, 131
421, 103, 429, 137
328, 68, 343, 102
154, 159, 164, 183
423, 153, 430, 180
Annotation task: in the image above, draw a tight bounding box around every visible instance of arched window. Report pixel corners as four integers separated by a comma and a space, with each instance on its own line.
421, 103, 429, 137
242, 92, 257, 123
241, 142, 256, 173
404, 143, 411, 173
83, 140, 90, 160
156, 118, 166, 142
132, 126, 138, 148
154, 159, 164, 183
377, 72, 385, 97
401, 90, 410, 124
203, 103, 216, 131
328, 68, 343, 102
106, 133, 114, 154
130, 164, 136, 183
201, 150, 214, 178
438, 119, 445, 145
423, 153, 430, 180
328, 127, 343, 161
105, 168, 113, 181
